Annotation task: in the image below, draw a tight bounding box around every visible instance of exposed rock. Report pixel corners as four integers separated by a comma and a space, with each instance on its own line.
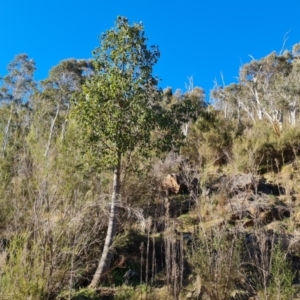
232, 199, 290, 227
209, 174, 255, 196
208, 174, 285, 197
161, 174, 181, 194
123, 269, 139, 285
205, 174, 290, 227
161, 173, 198, 195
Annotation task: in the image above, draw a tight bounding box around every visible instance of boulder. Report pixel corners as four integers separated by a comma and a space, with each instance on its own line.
161, 174, 181, 194
161, 173, 198, 195
123, 269, 139, 285
208, 174, 285, 197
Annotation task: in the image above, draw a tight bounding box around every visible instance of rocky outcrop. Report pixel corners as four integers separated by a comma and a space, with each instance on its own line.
161, 174, 181, 194
209, 174, 285, 197
206, 174, 290, 227
161, 173, 198, 195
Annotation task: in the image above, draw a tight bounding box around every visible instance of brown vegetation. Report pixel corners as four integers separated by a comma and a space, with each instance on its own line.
2, 26, 300, 300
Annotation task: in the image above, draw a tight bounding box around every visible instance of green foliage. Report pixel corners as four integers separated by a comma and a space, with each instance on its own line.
72, 16, 195, 166
211, 42, 300, 128
161, 86, 205, 117
266, 244, 295, 300
188, 228, 243, 300
232, 122, 300, 173
114, 286, 136, 300
72, 16, 160, 165
232, 122, 279, 173
57, 287, 102, 300
0, 235, 46, 300
182, 107, 236, 166
0, 53, 36, 105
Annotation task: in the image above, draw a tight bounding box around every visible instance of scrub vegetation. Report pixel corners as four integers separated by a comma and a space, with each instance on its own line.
1, 16, 300, 299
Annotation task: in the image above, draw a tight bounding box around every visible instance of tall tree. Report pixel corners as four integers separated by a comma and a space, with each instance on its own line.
276, 47, 300, 126
239, 52, 291, 126
0, 54, 36, 156
72, 16, 193, 288
33, 59, 92, 156
211, 51, 295, 130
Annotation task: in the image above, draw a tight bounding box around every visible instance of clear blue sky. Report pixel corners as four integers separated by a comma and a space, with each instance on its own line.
1, 0, 300, 100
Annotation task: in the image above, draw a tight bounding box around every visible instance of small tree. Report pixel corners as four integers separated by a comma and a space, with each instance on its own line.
72, 16, 195, 288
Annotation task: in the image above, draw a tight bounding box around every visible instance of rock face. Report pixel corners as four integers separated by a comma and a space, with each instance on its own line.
161, 173, 198, 195
123, 269, 139, 285
161, 174, 181, 194
207, 174, 290, 226
161, 173, 188, 194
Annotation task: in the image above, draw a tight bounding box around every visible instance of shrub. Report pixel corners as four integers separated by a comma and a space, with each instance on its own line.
182, 109, 236, 167
187, 226, 243, 299
0, 235, 46, 300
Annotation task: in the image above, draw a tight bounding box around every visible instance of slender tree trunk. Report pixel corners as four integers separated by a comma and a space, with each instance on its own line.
182, 122, 189, 137
89, 155, 121, 288
290, 109, 296, 126
44, 103, 60, 157
2, 107, 13, 157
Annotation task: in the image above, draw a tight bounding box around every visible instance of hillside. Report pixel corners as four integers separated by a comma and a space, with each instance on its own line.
1, 17, 300, 300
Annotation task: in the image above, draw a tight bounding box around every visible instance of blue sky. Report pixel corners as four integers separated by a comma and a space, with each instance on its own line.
1, 0, 300, 100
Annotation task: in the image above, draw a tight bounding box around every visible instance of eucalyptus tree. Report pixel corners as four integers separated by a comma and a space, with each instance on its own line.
211, 83, 252, 124
161, 86, 205, 136
72, 16, 194, 287
212, 51, 292, 130
239, 52, 291, 127
276, 47, 300, 126
0, 54, 36, 156
182, 86, 206, 135
32, 59, 93, 157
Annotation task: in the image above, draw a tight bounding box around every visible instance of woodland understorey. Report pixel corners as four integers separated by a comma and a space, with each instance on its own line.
1, 17, 300, 300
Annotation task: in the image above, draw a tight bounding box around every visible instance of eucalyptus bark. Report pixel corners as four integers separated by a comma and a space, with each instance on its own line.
44, 103, 60, 157
89, 155, 121, 288
2, 108, 13, 157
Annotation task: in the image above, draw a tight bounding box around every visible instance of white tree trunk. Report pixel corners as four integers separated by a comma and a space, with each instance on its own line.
289, 98, 298, 126
2, 109, 13, 157
182, 122, 189, 137
89, 156, 121, 288
44, 103, 60, 157
289, 109, 296, 127
278, 110, 284, 130
257, 109, 263, 120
